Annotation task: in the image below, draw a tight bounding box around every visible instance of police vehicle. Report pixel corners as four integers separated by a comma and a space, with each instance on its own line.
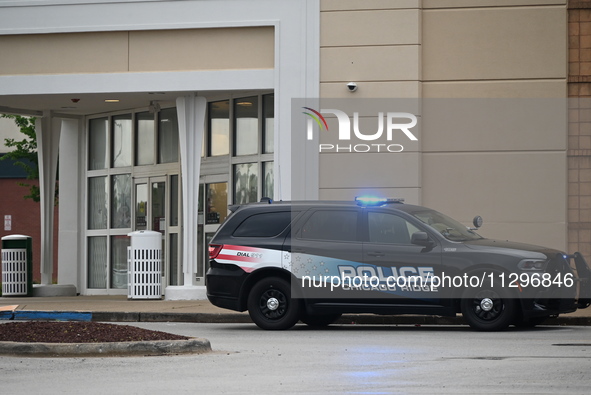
206, 197, 591, 331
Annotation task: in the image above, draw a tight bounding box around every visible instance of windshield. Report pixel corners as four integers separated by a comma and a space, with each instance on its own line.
411, 209, 483, 242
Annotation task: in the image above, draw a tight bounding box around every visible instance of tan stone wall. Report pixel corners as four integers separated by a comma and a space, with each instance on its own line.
568, 1, 591, 261
319, 0, 422, 203
319, 0, 569, 251
0, 27, 274, 75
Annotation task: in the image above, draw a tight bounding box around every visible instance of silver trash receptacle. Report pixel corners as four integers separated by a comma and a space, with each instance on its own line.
127, 230, 162, 300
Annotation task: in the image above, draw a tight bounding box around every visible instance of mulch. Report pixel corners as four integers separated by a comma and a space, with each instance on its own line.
0, 321, 189, 343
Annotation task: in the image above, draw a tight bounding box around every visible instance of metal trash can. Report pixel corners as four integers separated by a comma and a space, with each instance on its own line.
127, 230, 162, 300
1, 235, 33, 297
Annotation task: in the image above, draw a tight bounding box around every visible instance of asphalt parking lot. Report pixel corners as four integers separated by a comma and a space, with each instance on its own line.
2, 322, 591, 394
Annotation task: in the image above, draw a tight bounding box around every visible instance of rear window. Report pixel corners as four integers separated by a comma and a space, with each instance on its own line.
232, 211, 293, 237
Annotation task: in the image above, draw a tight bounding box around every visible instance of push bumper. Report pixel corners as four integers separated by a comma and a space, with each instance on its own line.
572, 252, 591, 308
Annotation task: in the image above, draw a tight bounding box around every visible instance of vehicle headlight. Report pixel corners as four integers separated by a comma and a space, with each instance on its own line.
518, 259, 547, 271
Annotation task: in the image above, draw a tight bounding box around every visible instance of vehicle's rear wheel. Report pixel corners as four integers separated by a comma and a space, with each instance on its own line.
247, 277, 300, 330
300, 312, 342, 327
460, 286, 518, 331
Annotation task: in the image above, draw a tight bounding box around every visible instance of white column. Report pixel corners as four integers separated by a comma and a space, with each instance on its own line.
36, 111, 61, 285
176, 95, 206, 287
57, 118, 80, 287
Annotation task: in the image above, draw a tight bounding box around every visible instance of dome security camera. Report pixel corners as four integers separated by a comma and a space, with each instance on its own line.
347, 82, 358, 92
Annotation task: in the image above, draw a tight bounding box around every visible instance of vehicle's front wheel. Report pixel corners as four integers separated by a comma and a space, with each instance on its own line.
460, 286, 518, 331
247, 277, 300, 330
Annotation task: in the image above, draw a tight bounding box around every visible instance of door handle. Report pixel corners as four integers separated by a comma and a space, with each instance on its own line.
367, 251, 385, 257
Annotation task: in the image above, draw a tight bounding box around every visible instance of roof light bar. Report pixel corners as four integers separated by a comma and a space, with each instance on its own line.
355, 196, 404, 207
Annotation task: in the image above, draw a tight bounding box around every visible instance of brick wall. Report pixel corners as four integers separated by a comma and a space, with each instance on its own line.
0, 178, 59, 283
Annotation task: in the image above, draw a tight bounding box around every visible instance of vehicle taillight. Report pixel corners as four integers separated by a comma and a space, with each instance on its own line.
209, 244, 223, 259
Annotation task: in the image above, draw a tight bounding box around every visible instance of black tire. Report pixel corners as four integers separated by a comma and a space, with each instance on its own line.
300, 312, 342, 327
514, 316, 547, 328
460, 286, 518, 331
247, 277, 301, 330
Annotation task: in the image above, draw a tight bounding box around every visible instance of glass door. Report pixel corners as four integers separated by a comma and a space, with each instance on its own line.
197, 179, 228, 283
134, 176, 167, 289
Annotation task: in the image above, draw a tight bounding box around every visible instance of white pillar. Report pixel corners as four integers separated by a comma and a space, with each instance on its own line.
57, 118, 80, 288
36, 111, 61, 285
176, 95, 206, 287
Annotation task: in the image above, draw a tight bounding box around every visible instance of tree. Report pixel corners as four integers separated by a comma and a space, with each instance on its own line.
0, 114, 45, 202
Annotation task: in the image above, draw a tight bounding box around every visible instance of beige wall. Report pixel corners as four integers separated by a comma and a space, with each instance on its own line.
319, 0, 423, 205
0, 27, 274, 75
319, 0, 569, 251
421, 2, 567, 250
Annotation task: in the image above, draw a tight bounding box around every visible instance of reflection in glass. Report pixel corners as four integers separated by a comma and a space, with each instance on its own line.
111, 174, 131, 229
206, 183, 228, 224
235, 97, 258, 156
197, 225, 204, 278
263, 94, 274, 154
170, 175, 179, 227
89, 118, 108, 170
88, 236, 107, 289
135, 183, 148, 231
234, 163, 258, 204
158, 108, 179, 163
169, 233, 180, 286
110, 235, 130, 289
209, 100, 229, 156
152, 181, 165, 233
263, 162, 274, 199
112, 114, 132, 167
136, 111, 155, 165
88, 176, 108, 229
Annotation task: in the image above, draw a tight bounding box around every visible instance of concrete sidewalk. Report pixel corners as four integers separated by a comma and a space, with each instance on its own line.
2, 295, 591, 326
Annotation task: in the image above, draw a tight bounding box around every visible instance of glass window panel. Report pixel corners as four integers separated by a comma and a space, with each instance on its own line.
88, 236, 107, 289
209, 100, 230, 156
300, 210, 358, 242
263, 94, 274, 154
135, 183, 148, 231
136, 111, 155, 166
111, 174, 131, 229
197, 225, 204, 278
169, 233, 180, 286
88, 176, 108, 229
88, 117, 108, 170
368, 212, 414, 245
234, 96, 258, 156
198, 184, 204, 213
110, 235, 130, 289
152, 181, 166, 233
158, 108, 179, 163
112, 114, 132, 167
263, 161, 274, 200
234, 163, 258, 204
170, 175, 179, 227
206, 182, 228, 224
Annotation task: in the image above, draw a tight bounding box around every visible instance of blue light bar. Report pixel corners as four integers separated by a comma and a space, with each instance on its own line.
355, 196, 404, 207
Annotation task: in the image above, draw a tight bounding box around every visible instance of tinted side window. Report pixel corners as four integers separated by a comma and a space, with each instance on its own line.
300, 210, 358, 242
232, 211, 292, 237
368, 212, 419, 245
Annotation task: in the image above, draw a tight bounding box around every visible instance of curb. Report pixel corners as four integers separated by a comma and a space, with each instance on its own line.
0, 337, 212, 357
2, 310, 591, 326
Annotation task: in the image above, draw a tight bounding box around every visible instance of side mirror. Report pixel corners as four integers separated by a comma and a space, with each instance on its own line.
411, 231, 434, 247
472, 216, 483, 229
